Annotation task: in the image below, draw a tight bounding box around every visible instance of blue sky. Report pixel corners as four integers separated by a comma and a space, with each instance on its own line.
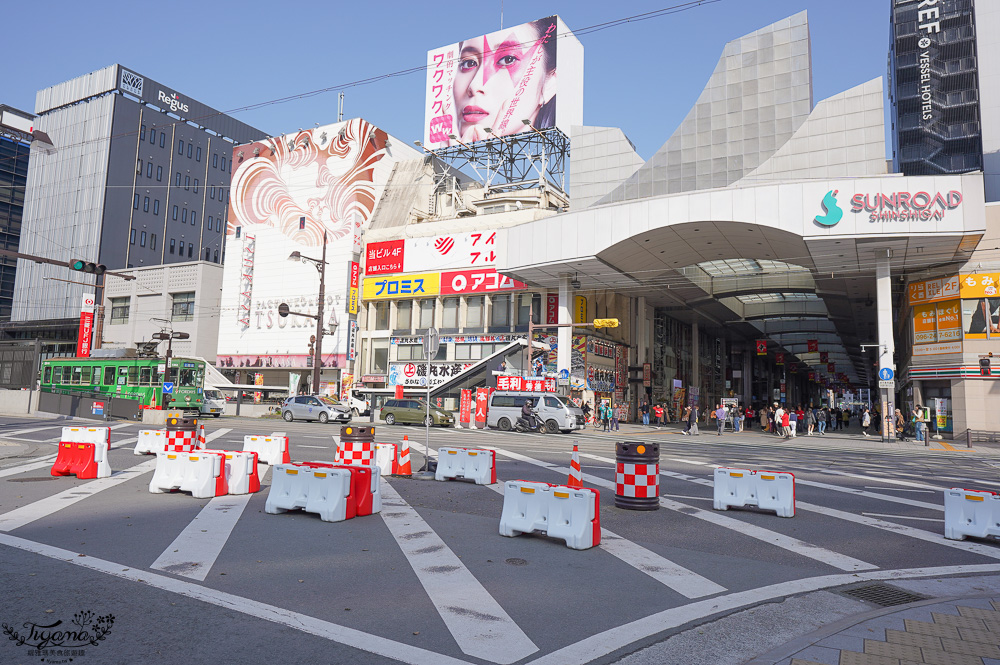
6, 0, 889, 159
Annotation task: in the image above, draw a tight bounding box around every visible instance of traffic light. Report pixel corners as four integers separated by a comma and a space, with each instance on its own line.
69, 259, 106, 275
593, 318, 620, 329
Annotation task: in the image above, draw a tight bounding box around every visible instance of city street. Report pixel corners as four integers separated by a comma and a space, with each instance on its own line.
3, 416, 1000, 664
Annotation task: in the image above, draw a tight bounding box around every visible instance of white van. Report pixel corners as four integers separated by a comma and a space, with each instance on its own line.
200, 388, 226, 418
487, 391, 585, 433
348, 390, 371, 417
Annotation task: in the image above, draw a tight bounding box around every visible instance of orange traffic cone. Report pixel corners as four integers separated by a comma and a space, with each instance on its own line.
568, 443, 583, 489
197, 423, 206, 449
397, 435, 412, 476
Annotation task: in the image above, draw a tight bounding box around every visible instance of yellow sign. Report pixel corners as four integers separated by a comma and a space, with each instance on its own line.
593, 318, 619, 328
574, 296, 587, 324
913, 304, 937, 344
348, 286, 359, 314
362, 272, 440, 300
936, 300, 961, 341
908, 275, 960, 306
959, 273, 1000, 299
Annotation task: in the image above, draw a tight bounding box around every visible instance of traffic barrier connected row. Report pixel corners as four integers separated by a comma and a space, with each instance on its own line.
149, 451, 228, 498
134, 429, 167, 455
203, 449, 261, 495
499, 480, 601, 550
51, 441, 111, 480
265, 462, 381, 522
242, 434, 290, 465
436, 447, 496, 485
712, 467, 796, 518
944, 488, 1000, 540
375, 443, 400, 477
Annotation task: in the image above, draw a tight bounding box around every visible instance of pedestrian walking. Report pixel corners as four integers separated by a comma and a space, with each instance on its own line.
760, 407, 769, 432
688, 405, 700, 436
714, 404, 726, 435
653, 403, 664, 427
681, 406, 692, 435
732, 405, 742, 432
788, 407, 798, 437
581, 401, 592, 428
805, 407, 816, 435
641, 400, 650, 426
611, 403, 620, 431
913, 405, 927, 443
894, 408, 907, 441
862, 407, 872, 437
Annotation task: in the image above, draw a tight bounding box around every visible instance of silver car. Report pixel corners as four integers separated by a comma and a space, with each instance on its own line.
281, 395, 352, 424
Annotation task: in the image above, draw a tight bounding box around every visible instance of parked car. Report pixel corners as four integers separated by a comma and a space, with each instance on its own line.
380, 398, 454, 426
281, 395, 352, 423
487, 391, 585, 433
199, 388, 226, 418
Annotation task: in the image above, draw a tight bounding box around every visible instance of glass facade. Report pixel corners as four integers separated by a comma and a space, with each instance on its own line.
0, 134, 28, 322
890, 0, 983, 175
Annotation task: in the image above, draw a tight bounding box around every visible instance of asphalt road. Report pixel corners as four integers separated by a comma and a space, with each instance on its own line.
1, 414, 999, 665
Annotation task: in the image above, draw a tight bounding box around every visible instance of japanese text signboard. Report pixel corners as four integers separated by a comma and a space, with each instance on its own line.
495, 376, 556, 392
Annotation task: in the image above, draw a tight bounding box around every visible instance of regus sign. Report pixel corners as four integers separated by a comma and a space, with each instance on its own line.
158, 91, 189, 114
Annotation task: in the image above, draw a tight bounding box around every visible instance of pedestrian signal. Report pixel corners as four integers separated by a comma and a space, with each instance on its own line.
593, 318, 619, 328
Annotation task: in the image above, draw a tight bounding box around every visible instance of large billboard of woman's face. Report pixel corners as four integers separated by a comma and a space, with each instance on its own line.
423, 15, 583, 148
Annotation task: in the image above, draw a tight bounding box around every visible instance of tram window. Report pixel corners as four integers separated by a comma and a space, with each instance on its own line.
104, 367, 115, 385
140, 366, 152, 385
81, 367, 92, 384
127, 366, 139, 385
177, 368, 196, 387
71, 367, 82, 385
43, 366, 51, 384
52, 366, 63, 384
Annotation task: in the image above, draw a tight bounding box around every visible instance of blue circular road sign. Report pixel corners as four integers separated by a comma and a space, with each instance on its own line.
878, 367, 894, 381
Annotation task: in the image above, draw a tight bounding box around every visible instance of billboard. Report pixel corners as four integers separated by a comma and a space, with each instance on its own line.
422, 15, 583, 148
365, 231, 499, 275
217, 119, 421, 368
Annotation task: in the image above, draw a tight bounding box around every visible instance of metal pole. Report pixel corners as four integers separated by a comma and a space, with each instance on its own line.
424, 349, 431, 471
164, 336, 172, 410
312, 230, 327, 395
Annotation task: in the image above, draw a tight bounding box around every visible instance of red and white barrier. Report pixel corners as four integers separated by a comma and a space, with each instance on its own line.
336, 439, 374, 466
149, 451, 228, 498
51, 441, 111, 480
134, 429, 167, 455
375, 443, 400, 476
242, 435, 290, 466
265, 464, 354, 522
299, 462, 381, 516
397, 436, 412, 476
713, 467, 795, 518
62, 426, 111, 447
616, 462, 659, 499
944, 488, 1000, 540
166, 430, 198, 452
202, 449, 261, 495
435, 447, 496, 485
499, 480, 601, 550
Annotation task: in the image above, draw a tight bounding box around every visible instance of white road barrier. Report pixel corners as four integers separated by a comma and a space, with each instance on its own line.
436, 447, 496, 485
203, 449, 260, 495
265, 464, 353, 522
243, 435, 290, 465
149, 451, 228, 499
374, 443, 398, 477
944, 488, 1000, 541
499, 480, 601, 550
713, 468, 795, 518
62, 426, 111, 447
134, 429, 167, 455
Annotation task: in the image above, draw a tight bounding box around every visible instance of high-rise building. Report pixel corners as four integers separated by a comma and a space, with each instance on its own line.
12, 65, 265, 324
0, 105, 33, 322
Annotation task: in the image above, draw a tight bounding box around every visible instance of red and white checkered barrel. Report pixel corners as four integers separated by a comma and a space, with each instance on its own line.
615, 441, 660, 511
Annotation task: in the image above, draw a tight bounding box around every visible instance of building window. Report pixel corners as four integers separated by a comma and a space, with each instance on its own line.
221, 156, 226, 172
396, 300, 412, 331
467, 296, 484, 328
187, 143, 192, 158
179, 241, 185, 255
204, 248, 210, 260
372, 340, 389, 373
187, 244, 193, 258
150, 234, 157, 250
419, 299, 435, 329
130, 229, 136, 245
146, 162, 152, 178
182, 209, 188, 223
169, 239, 175, 254
491, 294, 510, 327
171, 292, 195, 322
374, 302, 389, 330
517, 293, 541, 325
190, 210, 197, 225
172, 205, 178, 220
178, 139, 184, 155
175, 172, 181, 187
456, 343, 484, 361
184, 175, 190, 190
207, 216, 213, 231
397, 344, 423, 361
196, 146, 202, 162
210, 186, 215, 199
150, 128, 156, 144
133, 194, 139, 210
140, 125, 146, 141
153, 199, 160, 216
213, 249, 219, 262
137, 159, 142, 175
143, 196, 149, 212
160, 133, 165, 148
109, 297, 131, 325
443, 297, 459, 328
140, 231, 147, 247
193, 179, 198, 193
213, 154, 218, 168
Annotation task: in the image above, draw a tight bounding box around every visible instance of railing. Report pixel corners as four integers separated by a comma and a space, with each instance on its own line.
965, 429, 1000, 448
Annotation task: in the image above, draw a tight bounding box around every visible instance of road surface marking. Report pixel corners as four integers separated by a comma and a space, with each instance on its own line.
0, 425, 66, 437
0, 533, 475, 665
862, 513, 944, 522
662, 493, 712, 502
483, 482, 726, 599
298, 445, 328, 449
577, 453, 877, 572
799, 467, 944, 490
151, 463, 270, 580
379, 478, 537, 664
0, 455, 58, 478
863, 486, 937, 493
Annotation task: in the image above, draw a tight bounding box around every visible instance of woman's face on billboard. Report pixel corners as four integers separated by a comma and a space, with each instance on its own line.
453, 22, 555, 142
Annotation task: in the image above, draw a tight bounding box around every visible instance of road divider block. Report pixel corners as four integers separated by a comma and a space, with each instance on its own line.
944, 488, 1000, 540
299, 462, 381, 516
713, 467, 795, 517
51, 441, 111, 480
134, 429, 167, 455
337, 439, 374, 466
62, 426, 111, 447
499, 480, 601, 550
265, 464, 354, 522
166, 430, 197, 452
375, 443, 400, 476
435, 447, 496, 485
242, 435, 290, 466
203, 449, 260, 495
149, 451, 228, 498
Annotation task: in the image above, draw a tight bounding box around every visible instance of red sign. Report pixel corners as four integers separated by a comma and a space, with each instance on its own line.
403, 363, 416, 378
349, 261, 360, 288
756, 340, 767, 355
807, 339, 818, 353
394, 385, 404, 399
808, 372, 816, 381
76, 310, 95, 357
364, 239, 405, 275
546, 294, 558, 325
474, 387, 489, 424
361, 374, 386, 383
460, 389, 472, 424
496, 376, 556, 392
642, 363, 651, 388
819, 352, 829, 363
827, 363, 836, 373
775, 353, 784, 365
440, 269, 526, 295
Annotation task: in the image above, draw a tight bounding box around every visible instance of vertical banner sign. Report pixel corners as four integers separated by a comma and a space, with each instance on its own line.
76, 295, 96, 357
642, 362, 651, 388
756, 340, 767, 355
808, 371, 816, 381
775, 353, 785, 365
574, 296, 587, 324
340, 373, 353, 401
827, 363, 836, 373
460, 389, 472, 426
347, 320, 359, 361
474, 387, 489, 425
545, 293, 559, 325
395, 384, 405, 399
253, 373, 264, 403
819, 351, 829, 363
807, 340, 818, 353
348, 261, 360, 315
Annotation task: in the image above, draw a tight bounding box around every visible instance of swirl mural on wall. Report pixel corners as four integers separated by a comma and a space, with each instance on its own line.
228, 118, 388, 246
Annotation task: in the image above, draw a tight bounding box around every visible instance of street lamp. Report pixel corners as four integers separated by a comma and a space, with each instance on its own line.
279, 230, 338, 395
151, 329, 190, 403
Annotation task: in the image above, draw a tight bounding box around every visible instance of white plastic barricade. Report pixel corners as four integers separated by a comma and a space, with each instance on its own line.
149, 451, 228, 499
265, 464, 353, 522
243, 435, 290, 465
713, 468, 795, 517
51, 440, 112, 479
499, 480, 601, 550
435, 447, 496, 485
134, 429, 167, 455
203, 449, 260, 495
944, 488, 1000, 540
62, 426, 111, 447
374, 443, 399, 477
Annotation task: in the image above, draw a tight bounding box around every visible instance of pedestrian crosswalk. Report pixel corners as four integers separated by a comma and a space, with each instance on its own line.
3, 425, 1000, 665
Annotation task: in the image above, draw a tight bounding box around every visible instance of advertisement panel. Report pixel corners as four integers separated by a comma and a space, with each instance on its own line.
908, 275, 960, 306
474, 387, 489, 424
422, 16, 583, 148
460, 389, 472, 424
347, 320, 359, 361
362, 272, 441, 301
365, 231, 500, 275
440, 269, 526, 295
76, 295, 96, 358
496, 376, 556, 392
364, 239, 405, 275
545, 294, 558, 325
387, 361, 474, 387
574, 296, 587, 324
756, 340, 767, 355
348, 262, 360, 314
